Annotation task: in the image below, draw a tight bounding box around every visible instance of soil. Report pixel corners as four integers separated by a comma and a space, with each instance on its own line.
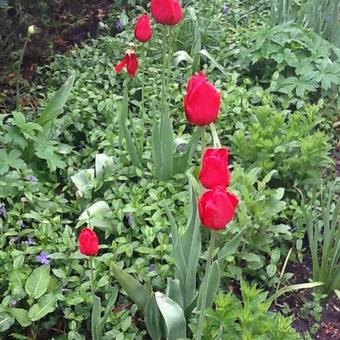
0, 0, 117, 111
273, 254, 340, 339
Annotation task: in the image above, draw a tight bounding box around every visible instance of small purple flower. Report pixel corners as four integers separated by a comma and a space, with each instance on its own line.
25, 237, 35, 245
114, 19, 123, 31
76, 142, 85, 150
36, 251, 50, 265
221, 4, 230, 15
27, 175, 38, 182
0, 203, 6, 217
148, 264, 156, 273
11, 299, 17, 306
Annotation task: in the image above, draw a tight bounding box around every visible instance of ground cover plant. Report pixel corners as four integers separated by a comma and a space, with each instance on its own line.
0, 0, 339, 339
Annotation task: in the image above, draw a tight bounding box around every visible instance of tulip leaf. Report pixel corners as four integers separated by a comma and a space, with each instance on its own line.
111, 263, 150, 311
166, 279, 184, 308
197, 260, 221, 310
155, 292, 186, 340
159, 110, 174, 180
37, 75, 75, 126
199, 49, 228, 76
91, 295, 101, 340
119, 82, 142, 168
145, 293, 163, 340
152, 115, 162, 178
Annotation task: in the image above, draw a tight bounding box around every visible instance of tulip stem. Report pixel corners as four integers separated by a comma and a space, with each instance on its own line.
201, 126, 206, 159
210, 123, 221, 147
89, 256, 95, 297
139, 44, 147, 160
197, 230, 217, 340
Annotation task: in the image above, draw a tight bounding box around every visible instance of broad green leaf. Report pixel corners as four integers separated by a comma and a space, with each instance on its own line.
25, 265, 50, 299
166, 279, 183, 308
199, 49, 228, 76
38, 75, 75, 126
111, 263, 150, 310
71, 169, 95, 196
95, 154, 114, 178
0, 313, 15, 332
10, 308, 31, 327
78, 201, 111, 229
145, 294, 162, 340
28, 293, 57, 321
155, 292, 186, 340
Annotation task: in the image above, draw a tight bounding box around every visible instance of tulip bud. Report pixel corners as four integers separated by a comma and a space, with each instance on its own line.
199, 147, 230, 189
78, 227, 99, 256
151, 0, 183, 26
134, 14, 152, 42
198, 187, 238, 230
184, 72, 221, 126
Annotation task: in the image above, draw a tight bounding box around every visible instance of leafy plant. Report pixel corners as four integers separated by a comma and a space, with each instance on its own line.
203, 282, 301, 339
270, 0, 340, 47
297, 179, 340, 296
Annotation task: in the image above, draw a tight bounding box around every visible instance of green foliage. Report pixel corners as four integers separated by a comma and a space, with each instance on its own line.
231, 104, 331, 187
240, 23, 340, 106
222, 166, 293, 286
203, 283, 301, 339
270, 0, 340, 47
297, 180, 340, 296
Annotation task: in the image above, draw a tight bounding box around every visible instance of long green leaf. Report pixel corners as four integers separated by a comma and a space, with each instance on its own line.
155, 292, 186, 340
267, 282, 324, 306
111, 263, 150, 311
37, 75, 75, 126
145, 294, 163, 340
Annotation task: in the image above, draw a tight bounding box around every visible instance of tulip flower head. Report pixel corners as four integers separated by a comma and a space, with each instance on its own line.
151, 0, 183, 26
134, 14, 152, 42
199, 147, 230, 189
78, 227, 99, 256
198, 187, 239, 230
114, 43, 139, 76
184, 72, 221, 126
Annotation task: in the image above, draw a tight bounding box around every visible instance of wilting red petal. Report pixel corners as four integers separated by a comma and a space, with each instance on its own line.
114, 55, 128, 73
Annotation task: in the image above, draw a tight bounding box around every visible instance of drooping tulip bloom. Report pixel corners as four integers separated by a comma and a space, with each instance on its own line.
114, 45, 139, 76
78, 227, 99, 256
134, 14, 152, 42
184, 72, 221, 126
151, 0, 183, 26
199, 147, 230, 189
198, 187, 238, 230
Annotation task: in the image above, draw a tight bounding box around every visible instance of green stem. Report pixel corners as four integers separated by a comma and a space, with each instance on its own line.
89, 256, 95, 298
139, 44, 146, 160
16, 37, 29, 109
197, 230, 217, 340
200, 126, 206, 159
161, 26, 168, 115
210, 123, 221, 147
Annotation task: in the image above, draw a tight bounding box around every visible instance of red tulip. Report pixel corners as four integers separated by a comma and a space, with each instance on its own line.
78, 227, 99, 256
198, 187, 238, 230
151, 0, 183, 26
114, 48, 139, 76
134, 14, 152, 42
199, 147, 230, 189
184, 72, 221, 126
